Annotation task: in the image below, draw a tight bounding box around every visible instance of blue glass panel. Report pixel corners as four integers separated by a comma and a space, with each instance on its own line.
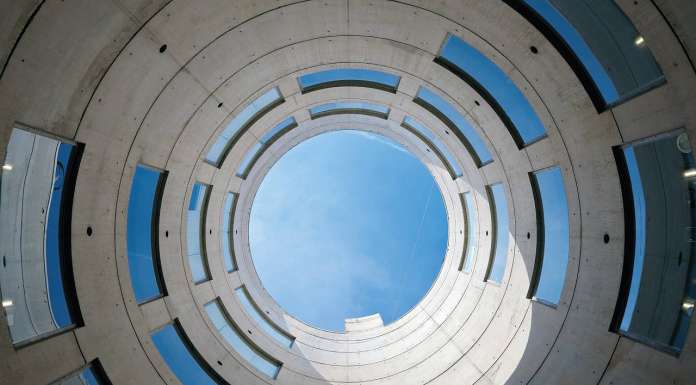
222, 192, 237, 272
439, 34, 546, 147
206, 88, 283, 167
403, 116, 463, 179
235, 287, 294, 348
309, 102, 389, 119
127, 165, 166, 303
415, 87, 493, 167
259, 116, 297, 145
299, 68, 400, 92
462, 192, 477, 274
204, 300, 281, 378
487, 183, 509, 283
151, 323, 223, 385
51, 361, 110, 385
187, 183, 210, 283
531, 166, 569, 305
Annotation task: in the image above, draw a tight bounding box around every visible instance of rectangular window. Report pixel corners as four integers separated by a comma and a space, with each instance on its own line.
528, 166, 570, 306
299, 68, 401, 93
460, 192, 477, 273
151, 321, 228, 385
0, 125, 84, 346
204, 299, 282, 379
127, 164, 168, 304
206, 87, 284, 168
235, 286, 294, 348
236, 116, 298, 179
187, 183, 211, 284
485, 183, 510, 283
402, 116, 463, 179
612, 130, 695, 355
436, 34, 547, 147
50, 360, 112, 385
309, 102, 390, 120
506, 0, 665, 110
222, 192, 237, 273
414, 87, 493, 168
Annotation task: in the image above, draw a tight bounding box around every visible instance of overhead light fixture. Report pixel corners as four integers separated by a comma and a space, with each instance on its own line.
2, 299, 13, 307
683, 301, 694, 314
2, 164, 12, 171
634, 36, 645, 46
684, 169, 696, 178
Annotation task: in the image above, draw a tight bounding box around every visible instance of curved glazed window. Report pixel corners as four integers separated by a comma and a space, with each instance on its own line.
485, 183, 510, 283
309, 102, 390, 120
414, 87, 492, 168
0, 126, 84, 346
206, 87, 284, 167
236, 116, 298, 179
151, 321, 228, 385
460, 192, 477, 273
222, 192, 237, 272
299, 68, 401, 93
436, 34, 547, 148
402, 116, 463, 179
506, 0, 665, 110
187, 182, 211, 284
235, 286, 294, 348
204, 299, 282, 379
613, 131, 695, 354
127, 164, 168, 304
50, 360, 111, 385
528, 166, 569, 306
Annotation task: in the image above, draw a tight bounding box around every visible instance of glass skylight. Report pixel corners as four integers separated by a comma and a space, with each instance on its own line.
308, 101, 390, 119
222, 192, 237, 273
414, 86, 493, 167
402, 116, 463, 179
187, 182, 211, 284
235, 286, 294, 348
236, 116, 297, 179
437, 34, 547, 147
50, 361, 111, 385
206, 87, 284, 167
298, 68, 401, 93
486, 183, 509, 283
460, 192, 477, 274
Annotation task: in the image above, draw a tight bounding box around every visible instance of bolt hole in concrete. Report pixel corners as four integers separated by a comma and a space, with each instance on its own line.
159, 44, 167, 53
603, 233, 610, 243
87, 226, 93, 236
249, 130, 447, 331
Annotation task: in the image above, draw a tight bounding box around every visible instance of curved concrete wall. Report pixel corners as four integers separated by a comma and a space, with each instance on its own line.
0, 1, 695, 385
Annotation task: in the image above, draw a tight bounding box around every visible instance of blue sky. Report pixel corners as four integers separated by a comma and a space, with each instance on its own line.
249, 130, 447, 331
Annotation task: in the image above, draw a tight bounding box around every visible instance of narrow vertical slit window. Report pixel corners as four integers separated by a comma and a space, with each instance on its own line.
206, 87, 284, 168
0, 125, 84, 346
485, 183, 510, 283
222, 192, 237, 272
459, 192, 477, 273
151, 321, 228, 385
235, 286, 294, 348
204, 299, 282, 379
236, 116, 298, 179
414, 87, 493, 168
50, 360, 112, 385
127, 164, 168, 304
298, 68, 401, 93
612, 130, 695, 355
505, 0, 665, 110
309, 102, 390, 120
402, 116, 463, 179
528, 166, 569, 306
187, 182, 211, 284
436, 34, 547, 147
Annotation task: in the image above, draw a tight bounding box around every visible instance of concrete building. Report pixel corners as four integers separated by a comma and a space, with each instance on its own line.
0, 1, 695, 384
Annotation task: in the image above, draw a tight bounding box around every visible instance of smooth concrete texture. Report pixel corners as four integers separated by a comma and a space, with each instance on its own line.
0, 1, 694, 385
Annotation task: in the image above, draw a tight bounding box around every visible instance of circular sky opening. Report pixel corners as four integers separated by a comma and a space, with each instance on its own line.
249, 130, 447, 331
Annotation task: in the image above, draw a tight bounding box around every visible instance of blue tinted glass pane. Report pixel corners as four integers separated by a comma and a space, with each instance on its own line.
532, 167, 569, 305
206, 88, 283, 166
235, 142, 263, 178
415, 87, 492, 167
127, 165, 165, 303
50, 363, 109, 385
151, 323, 220, 385
259, 116, 297, 145
403, 116, 463, 178
463, 192, 477, 274
439, 35, 546, 146
187, 183, 210, 283
235, 287, 294, 348
309, 102, 389, 118
222, 192, 236, 272
204, 300, 281, 378
299, 68, 400, 91
488, 183, 509, 283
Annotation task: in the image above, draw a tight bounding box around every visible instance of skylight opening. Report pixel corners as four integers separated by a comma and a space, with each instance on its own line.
402, 116, 463, 179
49, 360, 111, 385
222, 192, 237, 273
485, 183, 510, 283
459, 191, 478, 273
187, 182, 211, 284
308, 101, 390, 120
236, 116, 298, 179
298, 68, 401, 93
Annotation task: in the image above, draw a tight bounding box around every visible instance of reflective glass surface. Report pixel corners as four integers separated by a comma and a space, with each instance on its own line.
461, 192, 477, 274
486, 183, 509, 283
187, 183, 210, 283
299, 68, 400, 93
50, 361, 110, 385
222, 192, 237, 272
309, 102, 390, 119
